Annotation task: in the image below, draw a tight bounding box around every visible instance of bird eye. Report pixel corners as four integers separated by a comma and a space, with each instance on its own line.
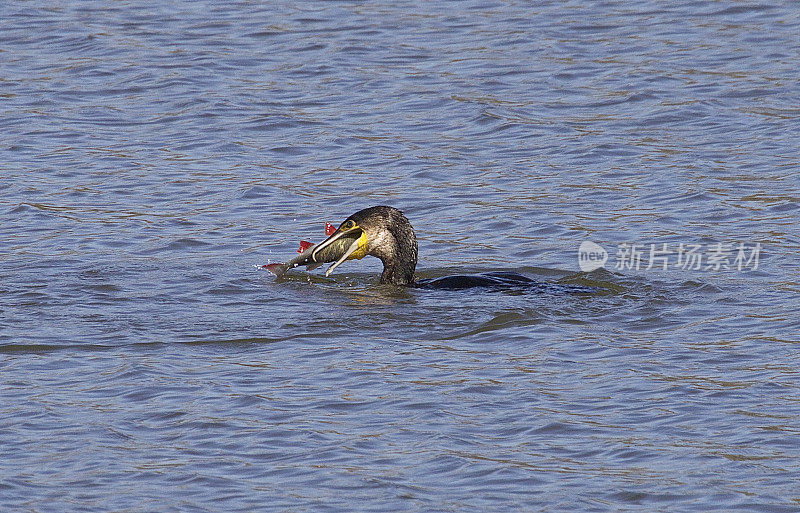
342, 220, 355, 230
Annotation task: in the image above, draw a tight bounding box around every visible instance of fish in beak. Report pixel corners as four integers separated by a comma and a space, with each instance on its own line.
312, 219, 368, 276
264, 219, 368, 278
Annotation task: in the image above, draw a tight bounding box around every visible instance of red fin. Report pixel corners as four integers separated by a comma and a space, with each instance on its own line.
297, 240, 312, 253
325, 222, 336, 236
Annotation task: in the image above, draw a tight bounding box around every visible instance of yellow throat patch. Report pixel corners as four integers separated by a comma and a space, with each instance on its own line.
347, 231, 369, 260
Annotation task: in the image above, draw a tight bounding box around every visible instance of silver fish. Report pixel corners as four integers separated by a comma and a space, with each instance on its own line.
264, 231, 360, 278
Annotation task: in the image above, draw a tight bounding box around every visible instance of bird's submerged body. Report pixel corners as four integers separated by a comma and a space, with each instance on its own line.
416, 272, 538, 290
265, 206, 595, 293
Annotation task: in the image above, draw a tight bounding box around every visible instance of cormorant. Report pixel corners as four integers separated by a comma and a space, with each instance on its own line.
265, 205, 593, 291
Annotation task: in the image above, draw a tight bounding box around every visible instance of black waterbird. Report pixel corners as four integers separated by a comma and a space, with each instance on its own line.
266, 206, 594, 292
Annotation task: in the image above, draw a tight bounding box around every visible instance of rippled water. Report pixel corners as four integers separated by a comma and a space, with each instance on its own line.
2, 1, 800, 511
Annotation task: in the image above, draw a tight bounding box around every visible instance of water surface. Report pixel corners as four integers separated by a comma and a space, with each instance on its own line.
2, 1, 799, 511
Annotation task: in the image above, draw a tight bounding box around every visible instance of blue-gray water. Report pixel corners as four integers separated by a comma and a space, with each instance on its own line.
2, 1, 800, 511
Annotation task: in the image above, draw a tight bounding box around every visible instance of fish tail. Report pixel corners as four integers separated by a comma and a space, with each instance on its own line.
262, 263, 288, 276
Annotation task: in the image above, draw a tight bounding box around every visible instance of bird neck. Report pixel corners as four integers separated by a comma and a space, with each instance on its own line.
372, 221, 417, 286
380, 257, 416, 285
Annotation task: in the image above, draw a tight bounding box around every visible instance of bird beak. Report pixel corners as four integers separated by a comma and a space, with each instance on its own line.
311, 223, 365, 276
311, 224, 360, 261
324, 238, 361, 276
